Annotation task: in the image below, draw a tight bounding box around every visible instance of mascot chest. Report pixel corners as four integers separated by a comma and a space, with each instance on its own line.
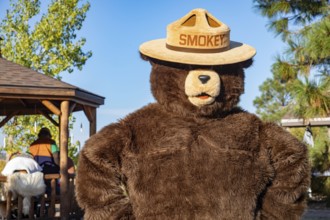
126, 113, 260, 159
122, 113, 270, 186
121, 113, 272, 218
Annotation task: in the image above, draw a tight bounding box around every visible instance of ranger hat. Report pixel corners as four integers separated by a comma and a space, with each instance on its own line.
139, 8, 256, 65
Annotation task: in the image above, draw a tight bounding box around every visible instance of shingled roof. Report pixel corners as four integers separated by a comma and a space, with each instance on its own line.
0, 57, 104, 116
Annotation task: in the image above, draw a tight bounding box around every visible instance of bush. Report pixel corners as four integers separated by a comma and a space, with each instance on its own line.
0, 160, 6, 173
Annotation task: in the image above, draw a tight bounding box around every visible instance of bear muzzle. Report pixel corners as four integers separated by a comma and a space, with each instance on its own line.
185, 70, 221, 107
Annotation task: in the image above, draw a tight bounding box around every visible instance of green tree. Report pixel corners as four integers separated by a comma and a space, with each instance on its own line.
290, 76, 330, 119
253, 0, 330, 202
253, 0, 330, 121
253, 63, 291, 122
0, 0, 91, 159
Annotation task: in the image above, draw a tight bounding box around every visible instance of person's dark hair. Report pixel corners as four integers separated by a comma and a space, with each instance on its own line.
38, 127, 51, 138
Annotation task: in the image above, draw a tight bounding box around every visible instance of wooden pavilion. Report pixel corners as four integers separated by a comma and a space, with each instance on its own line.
0, 57, 105, 218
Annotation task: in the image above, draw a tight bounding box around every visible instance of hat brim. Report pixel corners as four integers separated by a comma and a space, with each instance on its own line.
139, 39, 256, 65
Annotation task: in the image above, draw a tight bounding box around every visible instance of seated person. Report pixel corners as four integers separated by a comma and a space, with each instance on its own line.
28, 127, 60, 175
28, 127, 60, 196
1, 152, 46, 216
2, 152, 42, 175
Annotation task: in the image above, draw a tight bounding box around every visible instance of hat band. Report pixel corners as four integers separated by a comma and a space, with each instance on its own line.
166, 44, 230, 53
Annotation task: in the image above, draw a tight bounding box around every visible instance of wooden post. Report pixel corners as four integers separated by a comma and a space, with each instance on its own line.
49, 178, 57, 217
6, 191, 12, 219
17, 195, 23, 219
29, 197, 35, 219
90, 107, 97, 136
60, 101, 69, 219
40, 194, 45, 218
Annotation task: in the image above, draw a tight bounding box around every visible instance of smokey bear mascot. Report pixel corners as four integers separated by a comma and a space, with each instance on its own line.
76, 8, 310, 220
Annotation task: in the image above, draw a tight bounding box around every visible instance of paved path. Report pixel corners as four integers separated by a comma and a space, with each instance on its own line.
302, 209, 330, 220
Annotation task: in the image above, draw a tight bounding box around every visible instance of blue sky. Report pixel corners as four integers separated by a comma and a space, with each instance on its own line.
0, 0, 285, 146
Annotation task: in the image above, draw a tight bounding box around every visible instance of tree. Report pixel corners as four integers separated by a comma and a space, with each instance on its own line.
0, 0, 91, 158
253, 63, 291, 122
1, 0, 91, 76
290, 76, 330, 119
253, 0, 330, 202
253, 0, 330, 122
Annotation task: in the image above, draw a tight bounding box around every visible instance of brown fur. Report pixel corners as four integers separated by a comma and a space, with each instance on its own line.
76, 56, 310, 219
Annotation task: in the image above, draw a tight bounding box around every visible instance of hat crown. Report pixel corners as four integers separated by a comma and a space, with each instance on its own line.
174, 9, 224, 29
166, 8, 230, 52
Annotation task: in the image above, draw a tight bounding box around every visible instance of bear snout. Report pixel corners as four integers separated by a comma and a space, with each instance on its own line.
185, 70, 221, 107
198, 75, 211, 84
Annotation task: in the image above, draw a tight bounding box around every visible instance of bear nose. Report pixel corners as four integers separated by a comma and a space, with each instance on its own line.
198, 75, 210, 84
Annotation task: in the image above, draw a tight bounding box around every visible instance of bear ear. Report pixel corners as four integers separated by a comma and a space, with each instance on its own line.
140, 52, 150, 62
239, 58, 254, 69
140, 52, 158, 66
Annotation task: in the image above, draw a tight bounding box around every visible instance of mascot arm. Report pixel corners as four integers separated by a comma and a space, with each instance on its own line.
76, 122, 134, 220
259, 122, 310, 220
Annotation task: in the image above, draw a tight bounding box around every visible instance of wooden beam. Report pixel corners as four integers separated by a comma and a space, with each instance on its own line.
83, 105, 97, 136
0, 111, 19, 128
69, 102, 76, 114
38, 110, 59, 127
18, 99, 28, 107
41, 100, 61, 116
83, 105, 95, 123
60, 101, 69, 219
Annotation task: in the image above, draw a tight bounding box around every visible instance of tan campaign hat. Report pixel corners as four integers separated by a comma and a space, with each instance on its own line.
139, 8, 256, 65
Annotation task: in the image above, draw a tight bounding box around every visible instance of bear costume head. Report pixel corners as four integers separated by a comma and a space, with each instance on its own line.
140, 8, 255, 118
